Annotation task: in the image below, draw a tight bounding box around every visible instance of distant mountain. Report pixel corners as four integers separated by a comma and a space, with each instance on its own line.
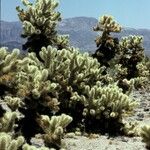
58, 17, 98, 52
0, 41, 22, 50
0, 17, 150, 56
0, 21, 24, 43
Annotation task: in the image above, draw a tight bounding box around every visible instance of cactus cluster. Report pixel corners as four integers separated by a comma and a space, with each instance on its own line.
0, 132, 24, 150
15, 45, 137, 133
0, 48, 21, 101
0, 31, 73, 149
92, 15, 150, 91
92, 15, 121, 68
118, 35, 145, 79
93, 15, 121, 34
0, 45, 137, 149
116, 35, 149, 90
16, 0, 69, 58
37, 114, 72, 148
137, 56, 150, 89
92, 15, 150, 149
0, 0, 150, 149
0, 111, 18, 132
140, 125, 150, 149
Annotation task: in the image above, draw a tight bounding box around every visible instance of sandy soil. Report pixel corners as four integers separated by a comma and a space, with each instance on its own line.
64, 135, 146, 150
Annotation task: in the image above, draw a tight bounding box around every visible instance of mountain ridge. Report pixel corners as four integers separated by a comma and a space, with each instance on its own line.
0, 17, 150, 56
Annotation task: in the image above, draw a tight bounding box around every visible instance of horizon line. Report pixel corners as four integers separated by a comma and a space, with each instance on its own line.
1, 16, 150, 30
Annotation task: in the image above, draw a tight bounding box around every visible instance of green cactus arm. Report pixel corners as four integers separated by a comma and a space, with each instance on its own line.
0, 47, 20, 74
4, 96, 23, 111
37, 114, 72, 148
140, 125, 150, 148
22, 143, 49, 150
94, 15, 121, 33
0, 132, 24, 150
16, 0, 69, 53
0, 112, 18, 132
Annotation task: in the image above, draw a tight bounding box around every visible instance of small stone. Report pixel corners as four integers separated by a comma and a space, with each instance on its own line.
137, 113, 144, 118
88, 133, 100, 139
136, 117, 143, 121
121, 137, 128, 142
109, 140, 113, 145
144, 108, 149, 112
65, 132, 75, 138
75, 131, 81, 136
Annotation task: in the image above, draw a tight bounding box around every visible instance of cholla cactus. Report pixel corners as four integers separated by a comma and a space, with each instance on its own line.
14, 45, 110, 138
15, 45, 110, 103
4, 96, 23, 111
22, 143, 66, 150
16, 0, 69, 58
0, 112, 18, 132
137, 61, 150, 79
0, 47, 21, 97
0, 48, 22, 135
92, 15, 149, 91
13, 45, 137, 135
123, 121, 140, 137
119, 35, 145, 79
144, 56, 150, 77
80, 83, 136, 118
94, 15, 121, 34
0, 47, 20, 74
75, 83, 137, 134
136, 56, 150, 88
115, 35, 149, 89
140, 125, 150, 149
0, 132, 24, 150
37, 114, 72, 149
22, 144, 49, 150
1, 0, 148, 148
92, 15, 121, 68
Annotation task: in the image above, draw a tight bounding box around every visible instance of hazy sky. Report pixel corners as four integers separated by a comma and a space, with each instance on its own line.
1, 0, 150, 29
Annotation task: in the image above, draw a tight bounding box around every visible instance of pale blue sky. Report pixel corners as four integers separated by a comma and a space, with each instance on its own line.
1, 0, 150, 29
